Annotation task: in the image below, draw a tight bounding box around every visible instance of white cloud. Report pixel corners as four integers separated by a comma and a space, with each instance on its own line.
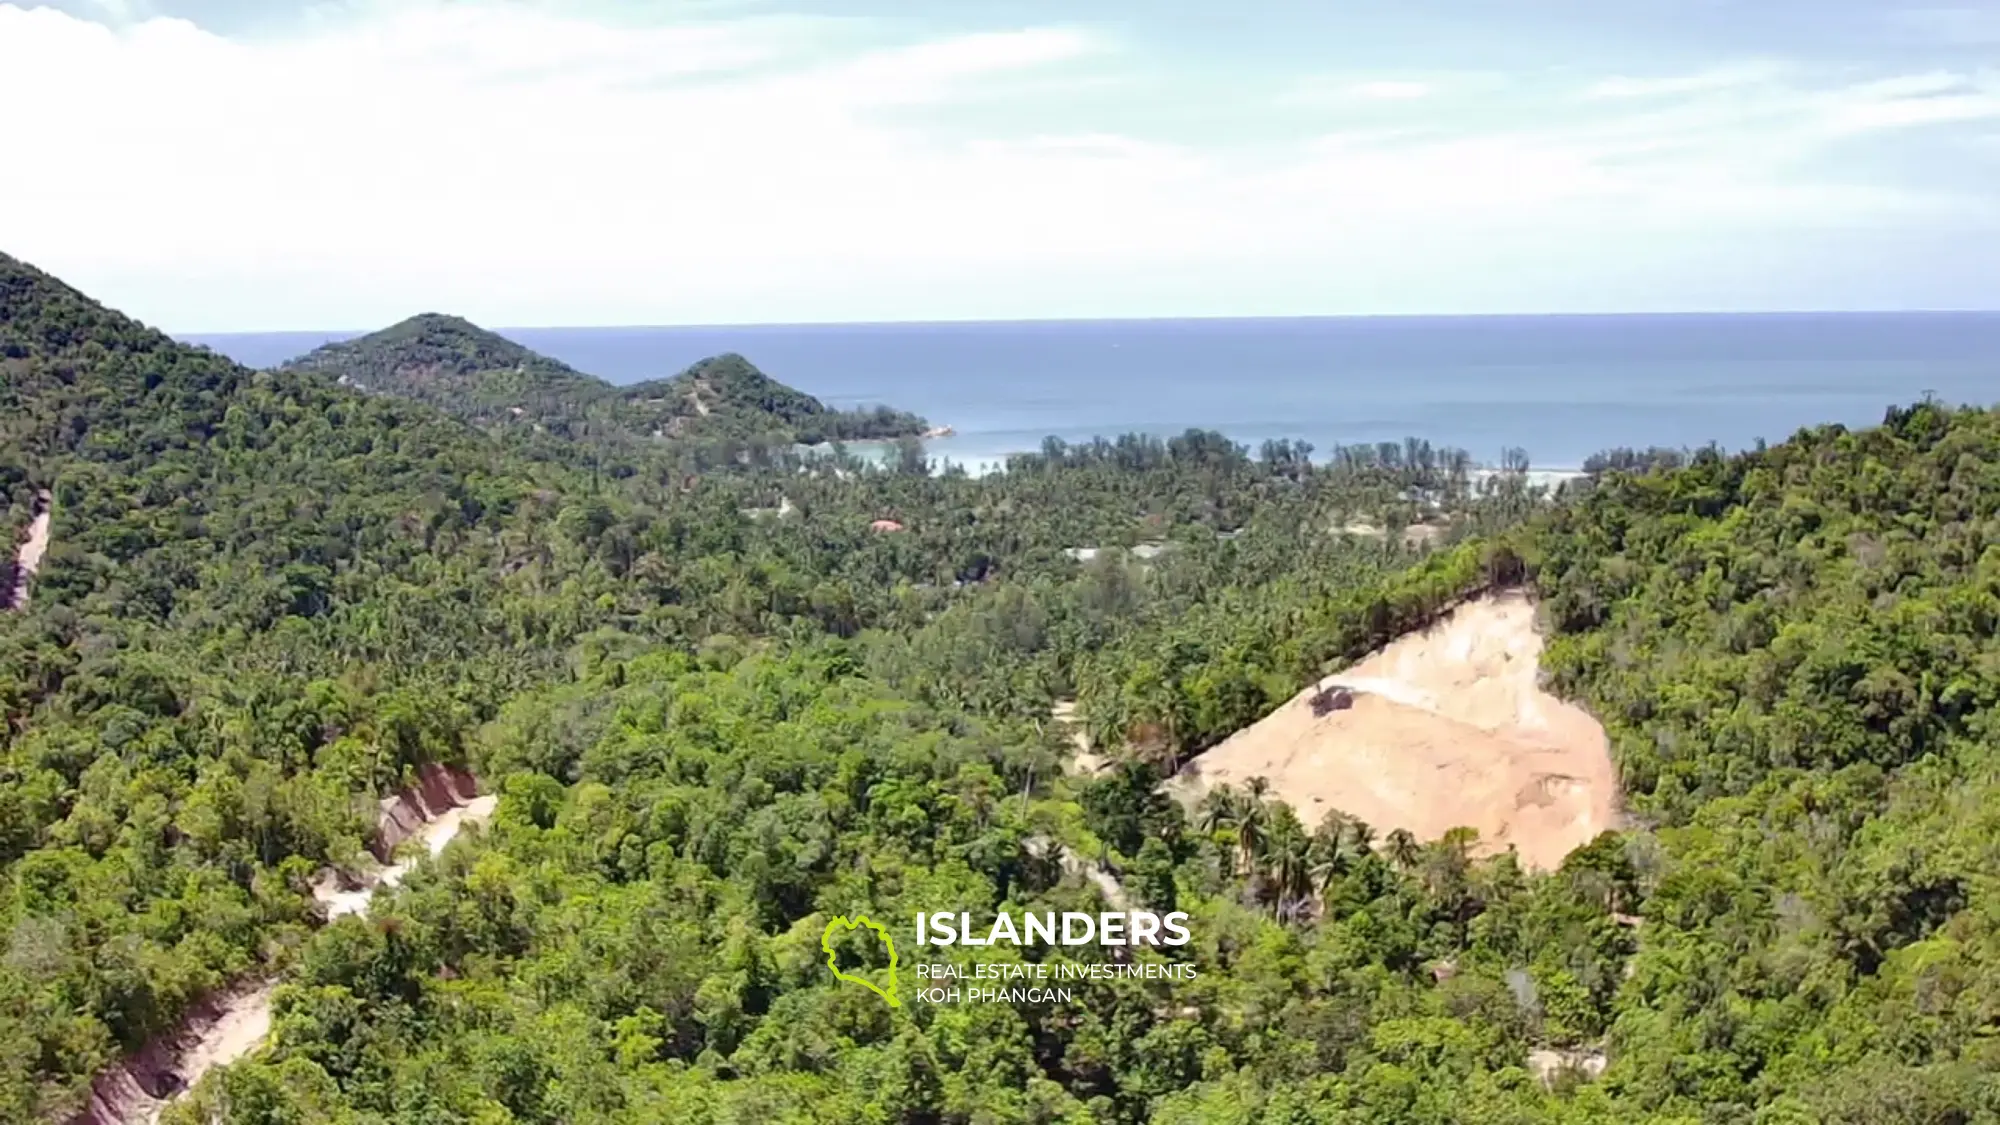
0, 2, 1995, 327
1348, 79, 1432, 100
1819, 71, 2000, 133
1279, 73, 1481, 107
1582, 61, 1791, 100
1559, 61, 2000, 163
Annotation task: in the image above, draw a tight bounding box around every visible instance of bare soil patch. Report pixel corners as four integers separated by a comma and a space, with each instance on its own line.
8, 489, 52, 609
1050, 700, 1109, 777
1167, 591, 1619, 870
65, 984, 274, 1125
1337, 518, 1446, 550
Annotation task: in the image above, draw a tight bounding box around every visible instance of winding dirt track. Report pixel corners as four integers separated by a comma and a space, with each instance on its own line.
1025, 834, 1132, 910
1167, 591, 1620, 870
71, 768, 495, 1125
1049, 700, 1108, 777
9, 489, 52, 609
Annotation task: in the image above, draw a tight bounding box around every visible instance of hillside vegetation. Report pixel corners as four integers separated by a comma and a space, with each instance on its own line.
4, 250, 1998, 1125
278, 312, 929, 451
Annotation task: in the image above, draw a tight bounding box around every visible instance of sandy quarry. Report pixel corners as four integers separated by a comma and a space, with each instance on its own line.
1168, 591, 1619, 870
73, 765, 495, 1125
8, 490, 52, 609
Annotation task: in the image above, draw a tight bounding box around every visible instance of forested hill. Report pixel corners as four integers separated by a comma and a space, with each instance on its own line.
275, 312, 608, 421
627, 351, 934, 447
0, 252, 664, 1120
0, 252, 590, 682
277, 312, 930, 448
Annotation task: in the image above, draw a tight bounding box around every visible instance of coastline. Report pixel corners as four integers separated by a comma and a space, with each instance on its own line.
182, 318, 1998, 480
810, 433, 1594, 482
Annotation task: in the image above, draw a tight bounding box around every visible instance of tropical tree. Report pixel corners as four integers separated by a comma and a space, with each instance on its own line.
1195, 785, 1238, 837
1263, 805, 1313, 916
1385, 827, 1423, 872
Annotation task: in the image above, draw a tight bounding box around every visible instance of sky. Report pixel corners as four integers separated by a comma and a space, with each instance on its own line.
1, 0, 1998, 330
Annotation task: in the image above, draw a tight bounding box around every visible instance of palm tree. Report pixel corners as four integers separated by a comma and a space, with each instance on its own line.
1313, 811, 1351, 852
1344, 818, 1375, 857
1235, 793, 1269, 878
1385, 828, 1422, 872
1423, 826, 1479, 899
1309, 846, 1347, 908
1034, 838, 1068, 888
1307, 814, 1351, 903
1195, 785, 1239, 836
1437, 825, 1478, 864
1265, 810, 1312, 917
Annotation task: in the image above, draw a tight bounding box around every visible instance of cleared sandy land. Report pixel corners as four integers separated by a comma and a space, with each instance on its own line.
74, 766, 495, 1125
8, 490, 52, 608
1167, 591, 1619, 870
1528, 1047, 1609, 1088
1337, 519, 1447, 550
1049, 700, 1108, 777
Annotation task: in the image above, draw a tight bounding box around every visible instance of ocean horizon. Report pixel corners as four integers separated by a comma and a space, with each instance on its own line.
183, 311, 2000, 472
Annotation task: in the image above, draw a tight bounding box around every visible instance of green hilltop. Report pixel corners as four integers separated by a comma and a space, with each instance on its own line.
277, 312, 931, 449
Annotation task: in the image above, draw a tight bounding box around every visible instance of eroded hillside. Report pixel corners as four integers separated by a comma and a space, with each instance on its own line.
1169, 590, 1620, 869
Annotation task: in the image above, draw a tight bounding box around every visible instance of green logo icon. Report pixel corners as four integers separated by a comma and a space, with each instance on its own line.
822, 914, 901, 1008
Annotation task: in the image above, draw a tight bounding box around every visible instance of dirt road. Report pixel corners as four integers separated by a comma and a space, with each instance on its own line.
1050, 700, 1108, 776
73, 771, 495, 1125
8, 489, 52, 608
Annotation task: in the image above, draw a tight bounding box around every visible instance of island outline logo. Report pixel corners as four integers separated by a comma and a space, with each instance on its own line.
821, 914, 901, 1008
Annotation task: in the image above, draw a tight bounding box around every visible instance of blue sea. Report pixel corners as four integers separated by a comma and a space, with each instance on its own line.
183, 313, 2000, 472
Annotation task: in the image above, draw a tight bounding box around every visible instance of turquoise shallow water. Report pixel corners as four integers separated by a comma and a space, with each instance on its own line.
186, 312, 2000, 471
